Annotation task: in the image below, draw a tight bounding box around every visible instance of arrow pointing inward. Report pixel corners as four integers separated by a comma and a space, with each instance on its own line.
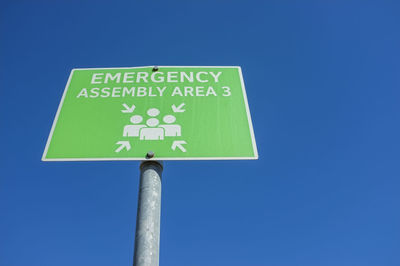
115, 141, 131, 153
172, 103, 185, 113
171, 140, 187, 152
121, 104, 135, 113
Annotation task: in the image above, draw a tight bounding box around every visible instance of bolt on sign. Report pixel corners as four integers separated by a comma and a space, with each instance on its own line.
42, 66, 258, 161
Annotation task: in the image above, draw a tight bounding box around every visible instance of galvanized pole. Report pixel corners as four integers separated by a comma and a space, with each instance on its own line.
133, 160, 163, 266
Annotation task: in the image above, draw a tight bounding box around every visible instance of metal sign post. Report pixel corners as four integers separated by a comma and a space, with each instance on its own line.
42, 66, 258, 266
133, 160, 163, 266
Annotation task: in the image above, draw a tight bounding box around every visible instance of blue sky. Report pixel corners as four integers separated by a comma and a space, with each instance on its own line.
1, 1, 399, 265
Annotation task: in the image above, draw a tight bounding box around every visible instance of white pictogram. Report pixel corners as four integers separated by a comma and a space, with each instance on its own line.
172, 103, 185, 113
172, 140, 187, 152
160, 115, 181, 137
116, 104, 187, 153
121, 103, 136, 113
115, 141, 131, 152
123, 115, 145, 137
140, 117, 164, 140
147, 108, 160, 117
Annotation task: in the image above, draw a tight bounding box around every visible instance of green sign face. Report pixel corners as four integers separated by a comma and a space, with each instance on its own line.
42, 66, 258, 161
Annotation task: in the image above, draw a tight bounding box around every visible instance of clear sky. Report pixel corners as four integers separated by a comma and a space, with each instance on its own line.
1, 1, 399, 266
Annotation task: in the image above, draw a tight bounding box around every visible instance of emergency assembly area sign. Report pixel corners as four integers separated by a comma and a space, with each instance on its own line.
42, 66, 258, 161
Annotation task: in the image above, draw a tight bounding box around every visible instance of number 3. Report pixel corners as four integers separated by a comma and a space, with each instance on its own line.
222, 86, 231, 96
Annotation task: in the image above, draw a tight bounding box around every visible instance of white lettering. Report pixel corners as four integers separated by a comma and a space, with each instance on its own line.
105, 73, 121, 83
148, 87, 156, 97
123, 72, 135, 83
196, 86, 204, 96
91, 74, 103, 84
181, 72, 194, 82
167, 72, 178, 82
112, 87, 121, 97
90, 88, 99, 98
184, 86, 194, 96
171, 86, 183, 96
77, 88, 88, 98
137, 87, 147, 96
136, 72, 148, 83
196, 72, 208, 82
206, 86, 217, 96
151, 72, 164, 83
122, 87, 135, 97
157, 86, 167, 96
222, 86, 231, 96
210, 72, 222, 82
101, 88, 110, 97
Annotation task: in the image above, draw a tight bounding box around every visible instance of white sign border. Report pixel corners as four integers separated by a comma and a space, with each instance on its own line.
42, 66, 258, 161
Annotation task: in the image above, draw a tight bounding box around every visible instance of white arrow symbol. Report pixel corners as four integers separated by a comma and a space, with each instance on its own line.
171, 140, 187, 152
115, 141, 131, 153
172, 103, 185, 113
121, 104, 135, 113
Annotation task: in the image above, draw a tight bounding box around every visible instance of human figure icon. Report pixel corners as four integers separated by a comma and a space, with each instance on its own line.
147, 108, 160, 117
160, 115, 181, 137
140, 117, 165, 140
123, 115, 145, 137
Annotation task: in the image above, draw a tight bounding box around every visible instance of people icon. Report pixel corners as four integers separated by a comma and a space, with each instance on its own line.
160, 115, 181, 137
147, 108, 160, 117
123, 107, 182, 141
140, 117, 164, 140
123, 115, 145, 137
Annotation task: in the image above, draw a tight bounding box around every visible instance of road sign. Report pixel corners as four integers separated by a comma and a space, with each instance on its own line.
42, 66, 258, 161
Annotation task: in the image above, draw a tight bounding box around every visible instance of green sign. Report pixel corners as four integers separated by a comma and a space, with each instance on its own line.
42, 66, 258, 161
